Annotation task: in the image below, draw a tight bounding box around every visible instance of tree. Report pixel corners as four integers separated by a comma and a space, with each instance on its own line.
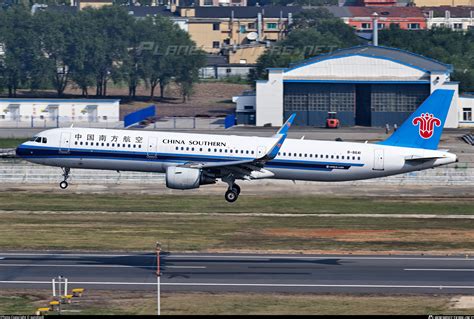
379, 27, 474, 92
0, 6, 41, 97
33, 11, 76, 96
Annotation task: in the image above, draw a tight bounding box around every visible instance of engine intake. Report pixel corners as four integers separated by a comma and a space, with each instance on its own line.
165, 166, 215, 190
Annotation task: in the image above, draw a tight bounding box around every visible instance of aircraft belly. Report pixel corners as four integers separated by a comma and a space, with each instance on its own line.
34, 157, 165, 173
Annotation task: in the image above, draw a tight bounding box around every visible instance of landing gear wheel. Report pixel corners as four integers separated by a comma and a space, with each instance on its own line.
60, 167, 70, 189
232, 184, 241, 195
225, 189, 238, 203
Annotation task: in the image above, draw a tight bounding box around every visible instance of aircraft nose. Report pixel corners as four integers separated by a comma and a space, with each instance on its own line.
16, 143, 28, 158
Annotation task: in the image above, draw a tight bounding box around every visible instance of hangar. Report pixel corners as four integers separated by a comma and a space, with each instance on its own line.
255, 45, 460, 128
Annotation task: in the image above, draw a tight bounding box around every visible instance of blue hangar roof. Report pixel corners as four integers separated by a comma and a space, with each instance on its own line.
284, 45, 453, 74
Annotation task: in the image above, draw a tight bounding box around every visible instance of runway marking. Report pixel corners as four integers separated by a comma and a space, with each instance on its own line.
405, 269, 474, 272
0, 264, 205, 269
0, 280, 474, 290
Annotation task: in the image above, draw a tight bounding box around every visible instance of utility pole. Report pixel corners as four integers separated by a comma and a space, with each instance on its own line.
156, 242, 162, 316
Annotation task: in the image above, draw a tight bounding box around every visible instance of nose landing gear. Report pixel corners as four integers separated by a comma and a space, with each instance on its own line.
60, 167, 70, 189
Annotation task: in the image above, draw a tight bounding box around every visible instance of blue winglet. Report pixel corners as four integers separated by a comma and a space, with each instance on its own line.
276, 113, 296, 136
263, 113, 296, 160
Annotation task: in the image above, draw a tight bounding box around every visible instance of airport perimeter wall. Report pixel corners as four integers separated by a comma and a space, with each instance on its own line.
1, 159, 473, 186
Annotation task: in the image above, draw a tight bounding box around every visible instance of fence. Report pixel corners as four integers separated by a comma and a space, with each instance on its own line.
1, 159, 473, 185
0, 116, 226, 130
0, 116, 123, 129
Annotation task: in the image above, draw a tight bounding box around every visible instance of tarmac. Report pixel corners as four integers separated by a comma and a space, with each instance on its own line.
0, 252, 473, 294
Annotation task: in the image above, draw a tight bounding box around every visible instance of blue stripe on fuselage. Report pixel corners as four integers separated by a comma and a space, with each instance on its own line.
16, 145, 364, 171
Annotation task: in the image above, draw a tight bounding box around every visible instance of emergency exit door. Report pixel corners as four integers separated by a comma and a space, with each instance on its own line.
59, 132, 71, 154
373, 149, 384, 171
257, 146, 266, 158
147, 137, 158, 158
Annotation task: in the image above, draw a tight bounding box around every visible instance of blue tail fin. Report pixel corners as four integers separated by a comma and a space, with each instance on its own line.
379, 89, 454, 150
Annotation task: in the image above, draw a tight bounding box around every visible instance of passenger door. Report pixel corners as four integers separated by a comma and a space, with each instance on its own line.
373, 149, 384, 171
59, 132, 71, 154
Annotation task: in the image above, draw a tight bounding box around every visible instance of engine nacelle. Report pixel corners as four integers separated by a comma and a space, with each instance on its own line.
165, 166, 215, 190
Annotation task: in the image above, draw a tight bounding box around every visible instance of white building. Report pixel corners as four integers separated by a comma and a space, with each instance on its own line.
0, 98, 120, 128
460, 94, 474, 127
424, 6, 474, 31
254, 45, 461, 128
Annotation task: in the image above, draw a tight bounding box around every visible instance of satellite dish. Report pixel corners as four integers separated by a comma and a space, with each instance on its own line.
247, 32, 258, 41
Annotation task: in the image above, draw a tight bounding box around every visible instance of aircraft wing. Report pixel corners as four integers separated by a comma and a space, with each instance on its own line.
179, 114, 296, 179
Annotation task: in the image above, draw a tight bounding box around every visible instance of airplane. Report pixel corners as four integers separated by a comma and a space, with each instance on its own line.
16, 89, 457, 202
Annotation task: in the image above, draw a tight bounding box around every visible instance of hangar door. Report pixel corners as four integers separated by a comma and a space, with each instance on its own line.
283, 83, 355, 127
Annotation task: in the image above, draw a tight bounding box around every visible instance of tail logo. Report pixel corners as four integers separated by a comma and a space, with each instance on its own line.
412, 113, 441, 139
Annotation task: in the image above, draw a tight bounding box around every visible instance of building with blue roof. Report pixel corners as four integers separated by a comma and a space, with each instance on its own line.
253, 45, 461, 128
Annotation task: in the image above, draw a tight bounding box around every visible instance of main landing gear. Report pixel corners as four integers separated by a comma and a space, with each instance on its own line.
224, 183, 241, 203
59, 167, 70, 189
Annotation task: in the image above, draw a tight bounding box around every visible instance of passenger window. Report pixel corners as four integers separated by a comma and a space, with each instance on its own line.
74, 141, 78, 145
112, 143, 115, 147
139, 145, 142, 148
224, 149, 227, 153
102, 143, 104, 147
336, 156, 339, 159
326, 155, 328, 158
133, 144, 136, 148
219, 149, 222, 152
352, 156, 355, 160
122, 144, 126, 147
358, 156, 361, 160
80, 142, 83, 145
200, 148, 203, 152
331, 155, 334, 159
128, 144, 131, 148
214, 149, 217, 152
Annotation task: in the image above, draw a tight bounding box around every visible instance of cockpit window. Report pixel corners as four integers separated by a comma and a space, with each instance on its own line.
31, 136, 46, 143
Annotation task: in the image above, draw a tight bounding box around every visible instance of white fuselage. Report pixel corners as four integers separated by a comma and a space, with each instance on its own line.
16, 127, 457, 182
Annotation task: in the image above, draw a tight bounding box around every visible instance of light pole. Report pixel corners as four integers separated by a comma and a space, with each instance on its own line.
156, 242, 162, 316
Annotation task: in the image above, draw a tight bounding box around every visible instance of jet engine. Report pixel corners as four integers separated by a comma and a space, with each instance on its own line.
165, 166, 215, 190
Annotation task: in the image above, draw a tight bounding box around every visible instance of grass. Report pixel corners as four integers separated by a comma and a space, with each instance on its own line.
0, 193, 473, 215
0, 138, 27, 149
0, 208, 473, 252
0, 290, 472, 315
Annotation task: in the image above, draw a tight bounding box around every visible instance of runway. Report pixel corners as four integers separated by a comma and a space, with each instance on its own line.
0, 252, 473, 294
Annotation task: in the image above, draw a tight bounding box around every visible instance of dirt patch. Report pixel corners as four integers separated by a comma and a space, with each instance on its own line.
261, 228, 474, 244
264, 228, 396, 238
450, 296, 474, 309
